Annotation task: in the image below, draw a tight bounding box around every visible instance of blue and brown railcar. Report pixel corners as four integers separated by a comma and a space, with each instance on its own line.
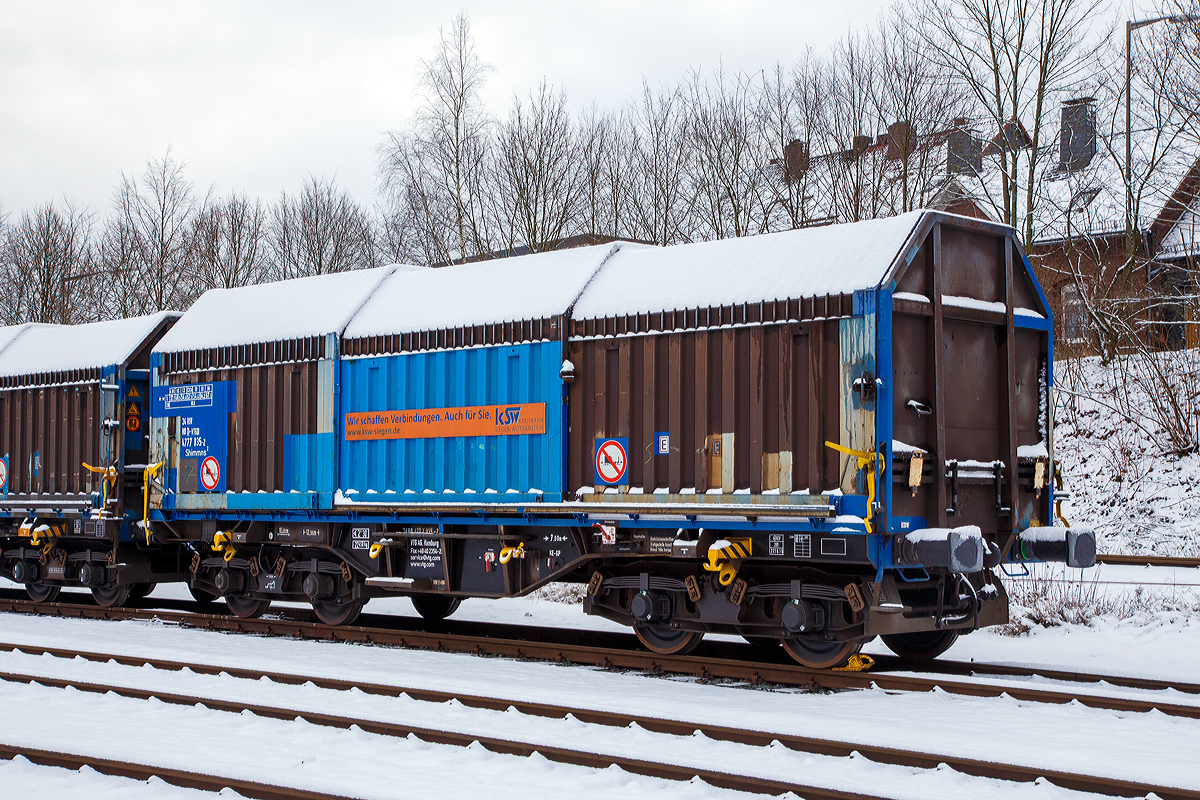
0, 313, 185, 605
0, 211, 1093, 667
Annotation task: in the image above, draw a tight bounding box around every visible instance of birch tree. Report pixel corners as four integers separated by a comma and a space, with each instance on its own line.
377, 12, 494, 264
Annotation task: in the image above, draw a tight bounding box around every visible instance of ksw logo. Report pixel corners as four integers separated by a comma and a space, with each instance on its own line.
497, 406, 522, 425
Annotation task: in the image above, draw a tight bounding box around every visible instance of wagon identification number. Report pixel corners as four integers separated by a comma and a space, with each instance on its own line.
152, 381, 236, 494
344, 403, 546, 441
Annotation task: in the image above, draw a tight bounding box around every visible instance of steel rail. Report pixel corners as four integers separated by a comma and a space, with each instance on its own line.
911, 652, 1200, 696
1096, 554, 1200, 569
2, 596, 1199, 721
0, 662, 1195, 800
0, 669, 882, 800
8, 586, 1196, 699
0, 743, 351, 800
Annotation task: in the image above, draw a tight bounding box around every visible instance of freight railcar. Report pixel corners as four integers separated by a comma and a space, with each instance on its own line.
146, 266, 400, 618
1, 211, 1095, 667
0, 313, 187, 605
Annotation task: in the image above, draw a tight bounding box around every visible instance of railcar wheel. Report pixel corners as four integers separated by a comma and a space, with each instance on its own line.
881, 629, 960, 661
189, 586, 217, 606
634, 626, 704, 655
25, 584, 60, 603
312, 598, 365, 626
129, 582, 156, 600
782, 636, 862, 669
743, 635, 781, 648
411, 594, 461, 621
91, 585, 132, 608
224, 596, 271, 619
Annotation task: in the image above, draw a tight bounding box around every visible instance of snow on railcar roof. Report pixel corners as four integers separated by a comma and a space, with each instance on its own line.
154, 265, 408, 353
571, 211, 926, 320
0, 323, 40, 356
343, 243, 639, 339
0, 313, 179, 378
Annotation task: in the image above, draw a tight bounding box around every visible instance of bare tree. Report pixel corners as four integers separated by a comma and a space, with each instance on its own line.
625, 81, 690, 245
576, 106, 628, 240
760, 56, 827, 230
110, 149, 204, 313
492, 81, 581, 253
1159, 0, 1200, 134
377, 12, 495, 264
194, 193, 270, 289
822, 30, 889, 223
918, 0, 1107, 246
0, 201, 95, 325
683, 68, 769, 239
270, 176, 378, 279
95, 209, 145, 321
1125, 15, 1200, 240
868, 7, 971, 213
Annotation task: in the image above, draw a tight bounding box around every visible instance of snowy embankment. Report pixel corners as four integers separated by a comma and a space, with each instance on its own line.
1055, 353, 1200, 557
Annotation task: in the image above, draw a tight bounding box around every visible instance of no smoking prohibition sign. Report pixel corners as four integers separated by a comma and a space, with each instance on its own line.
200, 456, 220, 491
594, 438, 628, 485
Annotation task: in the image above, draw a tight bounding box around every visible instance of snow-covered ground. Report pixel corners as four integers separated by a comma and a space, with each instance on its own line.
0, 758, 233, 800
0, 603, 1197, 800
1, 556, 1198, 798
1055, 353, 1200, 557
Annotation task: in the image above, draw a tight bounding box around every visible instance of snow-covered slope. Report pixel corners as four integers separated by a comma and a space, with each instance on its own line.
1055, 354, 1200, 557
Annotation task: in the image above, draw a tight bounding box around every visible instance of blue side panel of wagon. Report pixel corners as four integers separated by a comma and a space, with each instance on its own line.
339, 341, 565, 502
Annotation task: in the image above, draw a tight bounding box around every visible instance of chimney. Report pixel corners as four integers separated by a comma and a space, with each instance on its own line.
1060, 97, 1097, 172
887, 121, 912, 160
853, 134, 873, 154
783, 139, 810, 181
947, 119, 982, 176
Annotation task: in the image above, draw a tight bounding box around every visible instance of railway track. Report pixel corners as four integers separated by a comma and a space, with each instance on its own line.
0, 643, 1196, 800
1, 592, 1198, 720
0, 744, 345, 800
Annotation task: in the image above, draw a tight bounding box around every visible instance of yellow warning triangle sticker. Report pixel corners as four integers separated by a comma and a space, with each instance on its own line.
127, 402, 140, 416
127, 385, 140, 398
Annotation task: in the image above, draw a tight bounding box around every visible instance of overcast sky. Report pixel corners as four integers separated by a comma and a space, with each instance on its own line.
0, 0, 1146, 218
